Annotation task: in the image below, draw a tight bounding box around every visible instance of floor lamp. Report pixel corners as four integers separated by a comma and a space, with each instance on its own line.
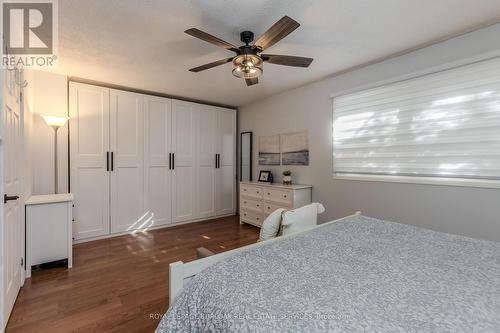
42, 115, 69, 194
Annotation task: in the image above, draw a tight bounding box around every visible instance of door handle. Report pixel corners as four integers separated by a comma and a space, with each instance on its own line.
172, 153, 175, 170
215, 154, 218, 169
111, 152, 114, 171
169, 153, 172, 170
106, 152, 110, 171
4, 194, 19, 204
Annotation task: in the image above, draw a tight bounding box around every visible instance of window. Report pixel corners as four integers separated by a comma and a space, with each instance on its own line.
333, 57, 500, 188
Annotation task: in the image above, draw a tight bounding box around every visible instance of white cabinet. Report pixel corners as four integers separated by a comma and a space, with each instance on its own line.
110, 90, 145, 233
69, 83, 110, 239
70, 82, 236, 241
25, 194, 74, 278
144, 95, 172, 227
216, 108, 236, 216
172, 100, 197, 223
197, 104, 217, 219
239, 182, 312, 227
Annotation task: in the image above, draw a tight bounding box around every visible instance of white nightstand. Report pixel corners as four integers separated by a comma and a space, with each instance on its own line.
25, 193, 74, 278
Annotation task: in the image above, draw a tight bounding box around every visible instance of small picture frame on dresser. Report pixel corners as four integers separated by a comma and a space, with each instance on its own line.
258, 170, 272, 183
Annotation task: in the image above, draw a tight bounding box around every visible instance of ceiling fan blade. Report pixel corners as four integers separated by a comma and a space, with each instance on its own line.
261, 54, 313, 67
189, 57, 234, 72
245, 78, 258, 86
185, 28, 239, 52
253, 16, 300, 51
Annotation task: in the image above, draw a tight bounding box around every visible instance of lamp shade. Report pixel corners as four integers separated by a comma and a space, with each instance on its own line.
232, 54, 263, 79
42, 115, 69, 128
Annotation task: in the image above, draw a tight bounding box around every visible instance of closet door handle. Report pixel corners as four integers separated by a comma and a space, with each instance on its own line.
106, 152, 110, 171
111, 152, 114, 171
4, 194, 19, 203
169, 153, 172, 170
215, 154, 218, 169
172, 153, 175, 170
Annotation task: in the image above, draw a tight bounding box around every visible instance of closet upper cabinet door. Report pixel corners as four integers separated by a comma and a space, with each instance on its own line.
144, 96, 172, 227
197, 105, 216, 219
110, 89, 145, 233
216, 108, 236, 215
69, 82, 110, 240
171, 100, 197, 223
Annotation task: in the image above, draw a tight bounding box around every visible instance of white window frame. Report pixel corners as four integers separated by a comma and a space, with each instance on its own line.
331, 55, 500, 189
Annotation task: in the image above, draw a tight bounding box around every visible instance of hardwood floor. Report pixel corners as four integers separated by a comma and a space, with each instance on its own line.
6, 215, 259, 333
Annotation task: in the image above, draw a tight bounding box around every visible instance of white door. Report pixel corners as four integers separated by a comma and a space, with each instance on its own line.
110, 90, 144, 233
215, 108, 236, 215
144, 96, 172, 227
197, 105, 216, 218
69, 83, 111, 240
2, 69, 23, 327
171, 100, 197, 223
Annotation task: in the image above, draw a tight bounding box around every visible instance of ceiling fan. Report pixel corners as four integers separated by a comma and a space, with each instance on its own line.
185, 16, 313, 86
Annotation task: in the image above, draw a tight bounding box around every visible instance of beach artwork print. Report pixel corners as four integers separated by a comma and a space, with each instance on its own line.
258, 135, 280, 165
280, 131, 309, 165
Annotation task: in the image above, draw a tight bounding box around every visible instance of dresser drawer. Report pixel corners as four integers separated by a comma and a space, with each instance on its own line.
264, 202, 291, 214
263, 188, 293, 205
240, 209, 263, 227
241, 197, 263, 213
240, 184, 263, 199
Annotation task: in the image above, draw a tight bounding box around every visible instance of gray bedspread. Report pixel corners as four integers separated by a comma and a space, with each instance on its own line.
156, 215, 500, 332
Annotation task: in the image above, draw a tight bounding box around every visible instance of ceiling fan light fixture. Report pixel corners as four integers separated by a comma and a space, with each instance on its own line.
232, 54, 263, 79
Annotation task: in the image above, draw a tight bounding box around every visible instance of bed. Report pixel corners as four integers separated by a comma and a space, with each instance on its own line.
156, 213, 500, 332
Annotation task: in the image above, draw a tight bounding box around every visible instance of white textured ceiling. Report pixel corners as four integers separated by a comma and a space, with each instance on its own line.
53, 0, 500, 106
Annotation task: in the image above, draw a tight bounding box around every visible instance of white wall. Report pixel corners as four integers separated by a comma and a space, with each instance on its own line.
28, 70, 68, 195
239, 23, 500, 242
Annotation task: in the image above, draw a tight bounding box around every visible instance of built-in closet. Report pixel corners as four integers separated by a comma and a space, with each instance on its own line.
69, 82, 236, 241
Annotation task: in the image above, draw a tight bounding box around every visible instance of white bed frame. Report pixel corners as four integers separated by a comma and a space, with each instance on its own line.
169, 211, 361, 304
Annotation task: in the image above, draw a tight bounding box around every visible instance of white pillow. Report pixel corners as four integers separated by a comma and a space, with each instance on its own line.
281, 203, 325, 235
259, 208, 286, 241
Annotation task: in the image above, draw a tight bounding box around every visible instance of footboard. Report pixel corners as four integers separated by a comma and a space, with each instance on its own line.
169, 211, 361, 304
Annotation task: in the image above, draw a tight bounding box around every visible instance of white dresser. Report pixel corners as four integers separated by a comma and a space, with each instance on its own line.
239, 181, 312, 227
25, 193, 74, 278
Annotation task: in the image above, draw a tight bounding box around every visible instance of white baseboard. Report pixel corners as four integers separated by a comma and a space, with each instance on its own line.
73, 213, 237, 244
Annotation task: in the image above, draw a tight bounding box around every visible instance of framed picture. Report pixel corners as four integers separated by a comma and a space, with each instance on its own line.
258, 170, 272, 183
281, 131, 309, 165
258, 135, 280, 165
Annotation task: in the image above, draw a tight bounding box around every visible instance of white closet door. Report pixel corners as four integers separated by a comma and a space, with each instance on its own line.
172, 100, 197, 223
216, 108, 236, 215
69, 83, 110, 240
110, 90, 145, 233
144, 96, 172, 227
197, 105, 216, 218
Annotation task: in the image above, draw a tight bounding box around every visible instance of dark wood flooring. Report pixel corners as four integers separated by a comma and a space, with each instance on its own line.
6, 215, 259, 333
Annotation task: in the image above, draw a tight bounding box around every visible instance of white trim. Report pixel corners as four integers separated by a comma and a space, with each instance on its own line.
168, 212, 362, 305
73, 213, 236, 244
334, 173, 500, 189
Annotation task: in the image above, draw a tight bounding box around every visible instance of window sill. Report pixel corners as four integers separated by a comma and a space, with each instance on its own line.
333, 173, 500, 189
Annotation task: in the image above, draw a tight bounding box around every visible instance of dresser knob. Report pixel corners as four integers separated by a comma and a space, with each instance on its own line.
267, 192, 271, 195
268, 206, 271, 209
284, 195, 287, 198
257, 204, 260, 207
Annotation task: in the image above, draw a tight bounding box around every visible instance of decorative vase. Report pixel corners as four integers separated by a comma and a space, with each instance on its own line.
283, 175, 292, 185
